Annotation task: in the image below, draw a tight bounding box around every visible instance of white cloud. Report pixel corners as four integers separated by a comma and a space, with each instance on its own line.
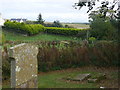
0, 0, 89, 22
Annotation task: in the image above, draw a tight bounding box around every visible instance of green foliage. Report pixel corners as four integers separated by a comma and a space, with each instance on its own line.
88, 37, 96, 46
37, 13, 44, 25
0, 31, 5, 44
37, 41, 119, 72
3, 30, 83, 42
89, 10, 117, 40
25, 20, 38, 24
45, 27, 88, 37
4, 21, 45, 36
52, 20, 63, 27
2, 41, 119, 79
4, 21, 89, 38
44, 20, 63, 27
89, 37, 96, 41
2, 32, 5, 44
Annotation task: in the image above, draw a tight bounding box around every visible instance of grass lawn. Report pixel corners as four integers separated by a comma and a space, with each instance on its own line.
2, 66, 119, 88
3, 30, 82, 42
38, 66, 119, 88
38, 71, 96, 88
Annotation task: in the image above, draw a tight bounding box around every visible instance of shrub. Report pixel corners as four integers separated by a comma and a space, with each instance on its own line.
3, 21, 89, 37
89, 16, 117, 40
45, 27, 88, 37
4, 21, 45, 36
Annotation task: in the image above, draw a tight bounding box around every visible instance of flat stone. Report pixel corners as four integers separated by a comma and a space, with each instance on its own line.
88, 79, 98, 83
71, 73, 91, 81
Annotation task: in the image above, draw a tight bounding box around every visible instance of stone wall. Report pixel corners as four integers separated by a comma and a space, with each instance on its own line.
9, 43, 38, 88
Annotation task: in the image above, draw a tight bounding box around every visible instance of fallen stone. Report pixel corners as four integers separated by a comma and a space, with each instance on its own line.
88, 79, 98, 83
71, 73, 91, 81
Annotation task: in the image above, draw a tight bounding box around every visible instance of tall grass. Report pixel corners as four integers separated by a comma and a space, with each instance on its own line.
2, 41, 118, 80
37, 41, 119, 72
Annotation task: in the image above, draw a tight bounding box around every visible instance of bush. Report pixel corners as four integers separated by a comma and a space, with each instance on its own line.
89, 16, 117, 40
3, 21, 89, 37
45, 27, 88, 37
4, 21, 45, 36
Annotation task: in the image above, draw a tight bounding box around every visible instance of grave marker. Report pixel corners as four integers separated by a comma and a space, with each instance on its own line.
9, 43, 38, 88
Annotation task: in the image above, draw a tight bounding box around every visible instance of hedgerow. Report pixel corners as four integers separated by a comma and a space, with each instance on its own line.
4, 21, 89, 37
45, 27, 89, 37
4, 21, 45, 36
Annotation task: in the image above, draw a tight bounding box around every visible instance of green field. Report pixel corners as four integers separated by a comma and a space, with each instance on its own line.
62, 23, 90, 29
44, 22, 90, 29
3, 30, 82, 42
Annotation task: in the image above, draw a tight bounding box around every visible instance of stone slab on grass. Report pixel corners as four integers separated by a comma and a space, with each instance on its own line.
88, 79, 98, 83
67, 73, 91, 81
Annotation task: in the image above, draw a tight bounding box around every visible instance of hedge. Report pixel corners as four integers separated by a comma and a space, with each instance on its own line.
45, 27, 89, 37
4, 21, 45, 35
4, 21, 89, 37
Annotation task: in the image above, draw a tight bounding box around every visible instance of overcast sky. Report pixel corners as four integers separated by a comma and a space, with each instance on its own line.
0, 0, 115, 23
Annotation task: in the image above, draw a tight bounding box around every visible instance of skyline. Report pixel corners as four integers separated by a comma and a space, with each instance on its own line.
0, 0, 90, 23
0, 0, 115, 23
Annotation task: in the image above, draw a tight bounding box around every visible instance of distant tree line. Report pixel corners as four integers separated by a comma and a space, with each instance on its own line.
26, 13, 73, 28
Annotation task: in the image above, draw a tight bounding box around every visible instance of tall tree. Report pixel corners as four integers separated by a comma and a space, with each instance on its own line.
73, 0, 120, 40
37, 13, 44, 25
73, 0, 120, 18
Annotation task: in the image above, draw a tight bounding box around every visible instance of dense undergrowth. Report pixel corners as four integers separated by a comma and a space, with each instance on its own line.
2, 40, 119, 81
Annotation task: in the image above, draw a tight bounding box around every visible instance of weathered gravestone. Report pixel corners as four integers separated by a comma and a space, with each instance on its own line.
9, 43, 38, 88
